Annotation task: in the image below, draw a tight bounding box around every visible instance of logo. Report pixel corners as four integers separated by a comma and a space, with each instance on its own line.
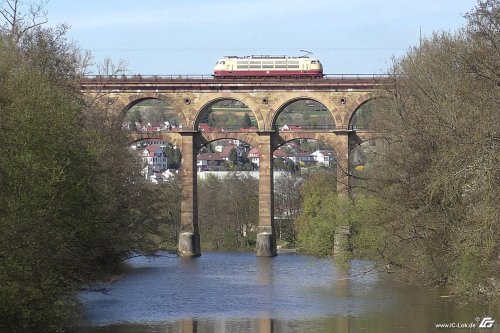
479, 317, 495, 328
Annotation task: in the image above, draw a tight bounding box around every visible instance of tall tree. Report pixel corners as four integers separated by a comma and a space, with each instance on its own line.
0, 2, 173, 331
274, 173, 303, 244
198, 174, 258, 249
242, 112, 252, 128
294, 173, 339, 256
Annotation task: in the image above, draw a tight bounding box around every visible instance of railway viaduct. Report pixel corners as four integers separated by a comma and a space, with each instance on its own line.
80, 75, 384, 257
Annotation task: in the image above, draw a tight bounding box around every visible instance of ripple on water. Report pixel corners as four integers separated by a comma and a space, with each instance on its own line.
77, 251, 497, 333
79, 252, 383, 326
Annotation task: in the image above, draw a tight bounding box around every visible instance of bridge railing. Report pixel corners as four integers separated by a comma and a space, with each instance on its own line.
127, 125, 343, 134
272, 124, 338, 131
80, 74, 389, 82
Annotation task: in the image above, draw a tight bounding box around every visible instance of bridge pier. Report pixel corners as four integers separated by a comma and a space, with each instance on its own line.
256, 132, 277, 257
335, 133, 350, 193
178, 132, 201, 257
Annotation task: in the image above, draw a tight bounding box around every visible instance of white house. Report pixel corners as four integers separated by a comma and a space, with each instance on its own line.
141, 145, 168, 178
311, 150, 336, 166
288, 152, 315, 164
245, 147, 291, 167
248, 147, 260, 166
162, 169, 179, 181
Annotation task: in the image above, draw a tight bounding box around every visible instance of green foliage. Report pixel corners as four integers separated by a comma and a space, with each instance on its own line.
0, 41, 90, 331
0, 15, 179, 331
242, 112, 252, 128
274, 173, 303, 244
163, 144, 182, 169
228, 148, 238, 163
351, 0, 500, 302
348, 195, 389, 260
198, 174, 258, 250
294, 173, 339, 256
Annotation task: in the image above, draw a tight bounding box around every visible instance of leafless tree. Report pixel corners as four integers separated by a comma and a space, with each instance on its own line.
355, 0, 500, 301
0, 0, 47, 42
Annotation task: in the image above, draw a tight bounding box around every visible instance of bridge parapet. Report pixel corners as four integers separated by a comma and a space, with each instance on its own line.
81, 73, 387, 81
80, 74, 387, 91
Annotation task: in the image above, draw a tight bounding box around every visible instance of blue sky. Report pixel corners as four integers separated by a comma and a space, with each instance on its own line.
45, 0, 477, 75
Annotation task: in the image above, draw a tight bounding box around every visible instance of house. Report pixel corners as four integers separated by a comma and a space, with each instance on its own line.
248, 147, 260, 166
245, 147, 290, 167
149, 172, 164, 184
146, 122, 165, 132
121, 121, 133, 130
197, 123, 212, 132
280, 124, 302, 131
197, 152, 225, 171
311, 150, 336, 166
141, 145, 168, 177
273, 148, 289, 162
220, 145, 239, 160
162, 169, 179, 181
288, 152, 315, 164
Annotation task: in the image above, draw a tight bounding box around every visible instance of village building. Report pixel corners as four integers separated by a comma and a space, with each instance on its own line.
141, 145, 168, 179
197, 152, 225, 171
311, 150, 336, 166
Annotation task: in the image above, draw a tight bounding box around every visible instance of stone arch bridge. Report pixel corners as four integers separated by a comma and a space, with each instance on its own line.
80, 75, 383, 257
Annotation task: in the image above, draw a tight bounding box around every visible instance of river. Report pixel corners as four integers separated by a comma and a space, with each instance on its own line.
74, 252, 499, 333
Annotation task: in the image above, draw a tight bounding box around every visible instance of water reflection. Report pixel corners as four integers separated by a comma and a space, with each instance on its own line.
75, 252, 500, 333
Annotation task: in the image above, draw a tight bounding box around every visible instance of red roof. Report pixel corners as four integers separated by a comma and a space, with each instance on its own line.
220, 145, 237, 158
245, 148, 289, 158
273, 149, 288, 158
144, 145, 161, 155
248, 147, 259, 157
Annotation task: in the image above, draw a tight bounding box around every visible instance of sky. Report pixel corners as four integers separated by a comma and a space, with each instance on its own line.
43, 0, 478, 75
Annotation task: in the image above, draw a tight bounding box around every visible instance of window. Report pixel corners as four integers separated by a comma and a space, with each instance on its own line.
311, 61, 317, 64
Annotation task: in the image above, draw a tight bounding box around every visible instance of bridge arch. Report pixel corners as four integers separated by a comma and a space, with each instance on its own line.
346, 94, 389, 130
121, 95, 188, 129
271, 96, 339, 130
193, 95, 265, 131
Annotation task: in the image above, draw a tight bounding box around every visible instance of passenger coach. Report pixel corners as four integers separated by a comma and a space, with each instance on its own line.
213, 55, 323, 78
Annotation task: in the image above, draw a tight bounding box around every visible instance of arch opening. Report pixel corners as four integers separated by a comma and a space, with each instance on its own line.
273, 99, 336, 131
196, 99, 258, 132
349, 97, 391, 131
122, 98, 183, 133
